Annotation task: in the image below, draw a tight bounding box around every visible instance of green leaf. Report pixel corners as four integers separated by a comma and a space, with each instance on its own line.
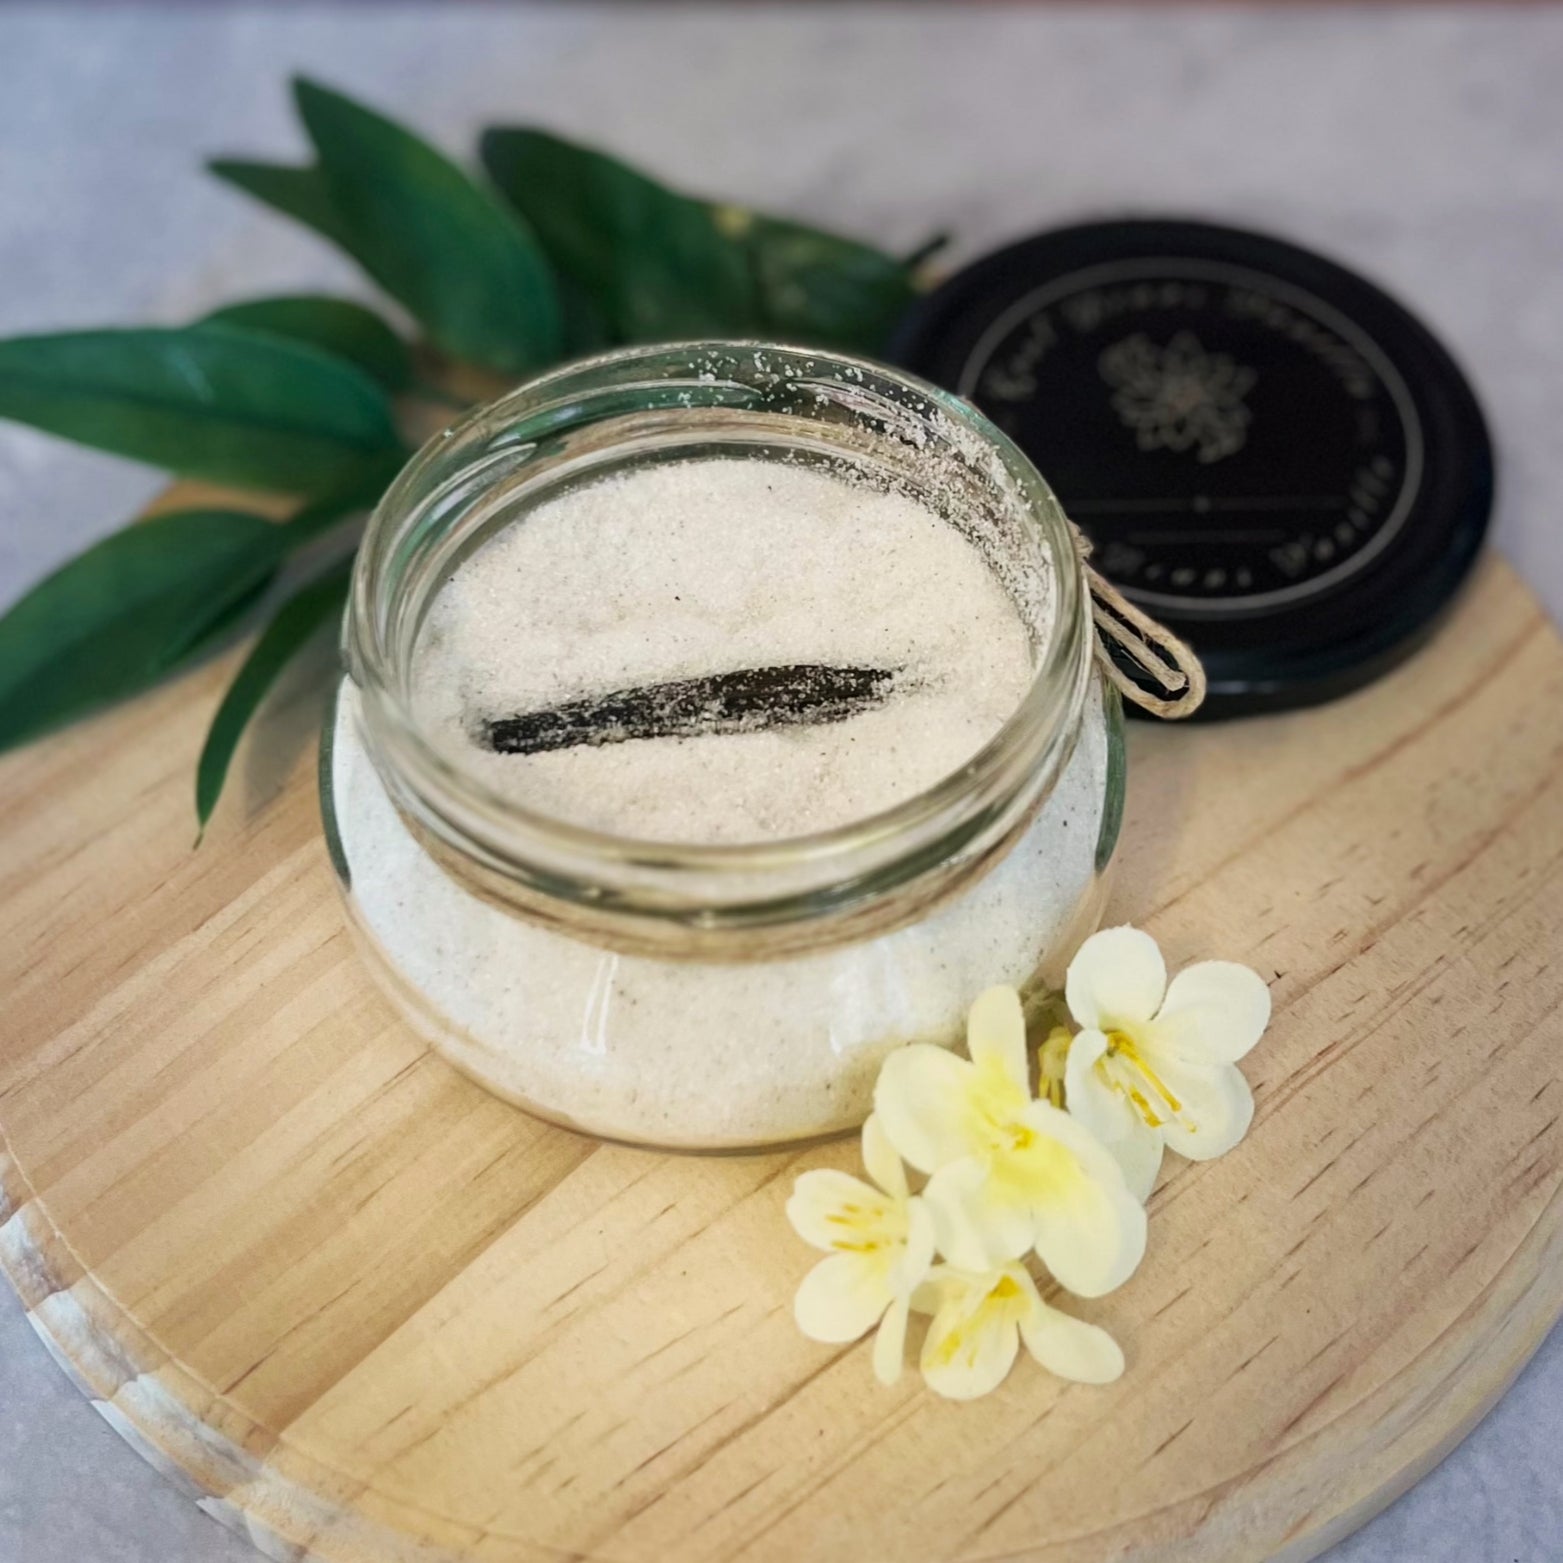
0, 510, 292, 751
292, 79, 561, 375
479, 128, 754, 342
744, 213, 919, 354
207, 159, 354, 249
0, 326, 405, 493
556, 273, 616, 357
281, 453, 407, 545
1095, 684, 1127, 874
195, 557, 353, 829
479, 126, 920, 353
203, 296, 412, 390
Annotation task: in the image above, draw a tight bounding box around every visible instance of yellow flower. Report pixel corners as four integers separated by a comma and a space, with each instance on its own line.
1038, 1024, 1072, 1108
1063, 926, 1271, 1198
786, 1114, 936, 1384
914, 1261, 1124, 1400
874, 987, 1146, 1294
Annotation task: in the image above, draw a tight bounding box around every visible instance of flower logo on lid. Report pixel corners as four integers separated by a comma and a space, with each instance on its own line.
1099, 330, 1257, 464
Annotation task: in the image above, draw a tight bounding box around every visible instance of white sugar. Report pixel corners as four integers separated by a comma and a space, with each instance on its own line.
331, 678, 1108, 1148
331, 452, 1111, 1147
410, 459, 1035, 842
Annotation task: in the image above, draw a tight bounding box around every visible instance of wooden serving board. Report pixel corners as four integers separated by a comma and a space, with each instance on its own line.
2, 555, 1561, 1563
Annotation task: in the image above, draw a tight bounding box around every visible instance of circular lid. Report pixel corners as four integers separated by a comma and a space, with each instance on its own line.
892, 219, 1494, 717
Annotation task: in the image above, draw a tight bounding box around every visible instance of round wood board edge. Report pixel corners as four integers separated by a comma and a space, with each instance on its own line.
1, 552, 1561, 1563
9, 1140, 1563, 1563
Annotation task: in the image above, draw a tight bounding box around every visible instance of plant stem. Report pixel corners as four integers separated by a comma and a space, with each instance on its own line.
903, 231, 952, 271
409, 378, 475, 411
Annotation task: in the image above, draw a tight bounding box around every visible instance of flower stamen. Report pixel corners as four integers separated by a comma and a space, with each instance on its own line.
1102, 1029, 1191, 1129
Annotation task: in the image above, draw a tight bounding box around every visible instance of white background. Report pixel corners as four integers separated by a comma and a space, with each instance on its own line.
2, 5, 1560, 1560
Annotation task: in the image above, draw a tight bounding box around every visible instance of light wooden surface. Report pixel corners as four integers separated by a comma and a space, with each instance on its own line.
0, 554, 1560, 1563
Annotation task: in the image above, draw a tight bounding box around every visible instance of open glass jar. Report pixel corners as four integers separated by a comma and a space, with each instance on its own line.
323, 344, 1124, 1151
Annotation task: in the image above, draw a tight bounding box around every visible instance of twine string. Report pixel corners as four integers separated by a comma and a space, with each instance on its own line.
1070, 522, 1208, 720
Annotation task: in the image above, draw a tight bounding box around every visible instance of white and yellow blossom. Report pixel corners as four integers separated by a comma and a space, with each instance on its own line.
874, 987, 1146, 1295
786, 1114, 936, 1384
914, 1261, 1124, 1400
1063, 926, 1271, 1198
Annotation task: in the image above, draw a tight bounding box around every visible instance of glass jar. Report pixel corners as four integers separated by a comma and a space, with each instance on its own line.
322, 343, 1124, 1152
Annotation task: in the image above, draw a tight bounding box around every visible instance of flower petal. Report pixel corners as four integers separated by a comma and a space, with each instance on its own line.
794, 1252, 891, 1343
872, 1293, 910, 1385
1023, 1098, 1137, 1193
1062, 1042, 1165, 1201
874, 1044, 982, 1174
1021, 1301, 1125, 1384
1063, 1030, 1139, 1145
967, 985, 1029, 1092
1066, 926, 1167, 1030
1019, 1105, 1147, 1297
785, 1168, 890, 1252
1155, 961, 1272, 1064
924, 1155, 1035, 1270
896, 1196, 938, 1294
1032, 1179, 1147, 1298
920, 1287, 1022, 1401
1108, 1120, 1165, 1203
1156, 1058, 1255, 1161
861, 1112, 907, 1199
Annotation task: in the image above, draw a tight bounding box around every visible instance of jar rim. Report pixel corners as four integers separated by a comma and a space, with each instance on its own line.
346, 341, 1093, 932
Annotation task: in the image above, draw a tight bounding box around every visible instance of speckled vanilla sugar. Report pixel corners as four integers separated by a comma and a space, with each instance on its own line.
332, 455, 1109, 1146
409, 459, 1035, 842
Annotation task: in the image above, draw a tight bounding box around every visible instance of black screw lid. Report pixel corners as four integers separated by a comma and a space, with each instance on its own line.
893, 220, 1495, 717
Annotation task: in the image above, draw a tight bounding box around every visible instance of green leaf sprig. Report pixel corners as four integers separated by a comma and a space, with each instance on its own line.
0, 76, 940, 828
0, 325, 402, 493
202, 296, 413, 390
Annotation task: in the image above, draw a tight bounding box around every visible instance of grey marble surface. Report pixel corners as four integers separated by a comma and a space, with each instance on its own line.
1, 5, 1560, 1561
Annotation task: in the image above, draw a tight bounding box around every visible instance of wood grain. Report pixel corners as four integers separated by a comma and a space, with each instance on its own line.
1, 554, 1560, 1563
